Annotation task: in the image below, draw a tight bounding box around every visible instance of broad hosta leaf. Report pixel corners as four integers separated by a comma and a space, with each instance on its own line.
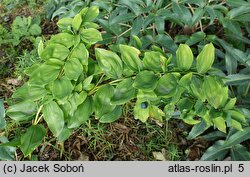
43, 101, 64, 137
133, 71, 158, 91
93, 85, 115, 119
100, 106, 122, 123
200, 140, 229, 161
41, 43, 69, 61
134, 100, 150, 122
95, 48, 123, 79
20, 125, 46, 157
0, 136, 16, 160
45, 58, 65, 66
64, 58, 83, 81
6, 101, 37, 121
143, 51, 166, 72
80, 28, 102, 44
155, 73, 178, 97
0, 99, 6, 130
111, 78, 136, 105
119, 45, 142, 71
52, 77, 73, 99
230, 144, 250, 161
70, 43, 89, 65
196, 43, 215, 73
12, 83, 47, 101
29, 64, 61, 85
67, 97, 93, 128
49, 33, 75, 48
224, 127, 250, 147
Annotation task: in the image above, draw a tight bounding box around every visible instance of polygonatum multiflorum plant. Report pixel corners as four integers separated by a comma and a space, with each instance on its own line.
5, 7, 247, 157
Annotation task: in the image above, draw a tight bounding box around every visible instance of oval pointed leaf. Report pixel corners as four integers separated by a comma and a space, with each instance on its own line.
196, 43, 215, 73
64, 58, 83, 81
119, 45, 142, 71
41, 43, 69, 61
155, 73, 178, 97
93, 85, 115, 118
50, 33, 75, 48
133, 71, 158, 91
6, 101, 37, 121
70, 43, 89, 65
95, 48, 123, 79
20, 125, 46, 157
111, 78, 136, 105
43, 101, 64, 137
52, 77, 73, 99
80, 28, 102, 44
100, 106, 122, 123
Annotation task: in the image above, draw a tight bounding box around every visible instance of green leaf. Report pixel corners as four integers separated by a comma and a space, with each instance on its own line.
231, 144, 250, 161
57, 17, 73, 30
149, 105, 164, 122
57, 127, 73, 143
49, 33, 75, 48
80, 28, 102, 44
67, 97, 93, 128
227, 110, 246, 124
43, 101, 64, 137
70, 43, 89, 65
213, 117, 227, 133
134, 100, 150, 122
52, 77, 73, 99
200, 140, 229, 161
64, 58, 83, 81
41, 43, 69, 61
72, 14, 82, 31
82, 6, 99, 22
6, 101, 37, 121
178, 73, 193, 89
119, 45, 142, 72
190, 76, 206, 102
224, 127, 250, 147
155, 73, 178, 97
225, 74, 250, 85
93, 85, 115, 119
176, 44, 193, 71
111, 78, 136, 105
12, 83, 47, 101
0, 136, 16, 160
143, 51, 166, 72
133, 71, 158, 91
196, 43, 215, 73
29, 64, 61, 85
20, 125, 46, 157
29, 24, 41, 36
0, 99, 6, 130
100, 106, 122, 123
186, 32, 206, 46
203, 76, 228, 109
187, 120, 210, 140
95, 48, 123, 79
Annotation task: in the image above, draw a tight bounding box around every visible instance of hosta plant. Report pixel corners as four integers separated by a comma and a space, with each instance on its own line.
5, 7, 247, 157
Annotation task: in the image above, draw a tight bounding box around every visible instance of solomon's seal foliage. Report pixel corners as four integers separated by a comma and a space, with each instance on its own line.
6, 7, 247, 157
